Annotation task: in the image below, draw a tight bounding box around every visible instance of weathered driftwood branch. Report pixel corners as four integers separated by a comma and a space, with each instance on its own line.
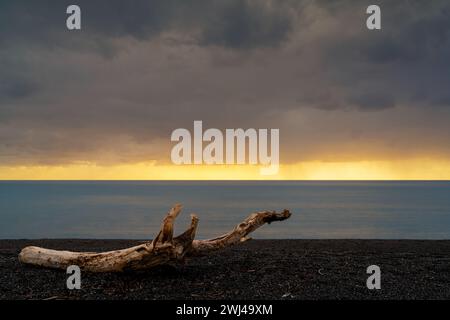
18, 204, 291, 272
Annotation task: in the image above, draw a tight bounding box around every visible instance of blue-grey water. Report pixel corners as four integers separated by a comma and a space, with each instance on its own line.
1, 181, 450, 239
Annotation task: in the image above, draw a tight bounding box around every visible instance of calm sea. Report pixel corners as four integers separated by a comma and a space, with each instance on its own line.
1, 181, 449, 239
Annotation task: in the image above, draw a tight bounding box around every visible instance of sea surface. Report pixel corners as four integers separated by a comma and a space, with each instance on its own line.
1, 181, 449, 239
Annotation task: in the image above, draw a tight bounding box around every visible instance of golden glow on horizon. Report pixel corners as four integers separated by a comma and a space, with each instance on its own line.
1, 158, 450, 180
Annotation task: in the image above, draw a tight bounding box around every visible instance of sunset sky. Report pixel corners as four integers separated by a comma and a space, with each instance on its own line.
1, 0, 450, 180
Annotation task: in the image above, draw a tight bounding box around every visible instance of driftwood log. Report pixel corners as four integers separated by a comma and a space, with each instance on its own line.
19, 204, 291, 272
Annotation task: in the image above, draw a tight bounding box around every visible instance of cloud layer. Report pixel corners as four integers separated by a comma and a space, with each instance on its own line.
1, 0, 450, 166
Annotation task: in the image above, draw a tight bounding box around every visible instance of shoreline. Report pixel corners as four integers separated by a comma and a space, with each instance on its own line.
1, 239, 449, 300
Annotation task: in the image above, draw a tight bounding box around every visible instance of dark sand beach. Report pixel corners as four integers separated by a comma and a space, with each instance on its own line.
1, 240, 449, 300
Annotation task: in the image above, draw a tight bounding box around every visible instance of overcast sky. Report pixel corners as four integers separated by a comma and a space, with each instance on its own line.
1, 0, 450, 167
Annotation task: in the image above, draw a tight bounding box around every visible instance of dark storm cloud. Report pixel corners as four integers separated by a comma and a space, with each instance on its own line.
0, 78, 36, 100
0, 0, 294, 50
349, 92, 395, 111
319, 0, 450, 111
199, 1, 293, 49
1, 0, 450, 165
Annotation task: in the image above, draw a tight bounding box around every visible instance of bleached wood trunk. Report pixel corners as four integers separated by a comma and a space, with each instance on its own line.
18, 204, 291, 272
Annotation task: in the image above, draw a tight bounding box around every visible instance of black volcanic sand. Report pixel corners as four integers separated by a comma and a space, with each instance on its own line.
1, 240, 449, 300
